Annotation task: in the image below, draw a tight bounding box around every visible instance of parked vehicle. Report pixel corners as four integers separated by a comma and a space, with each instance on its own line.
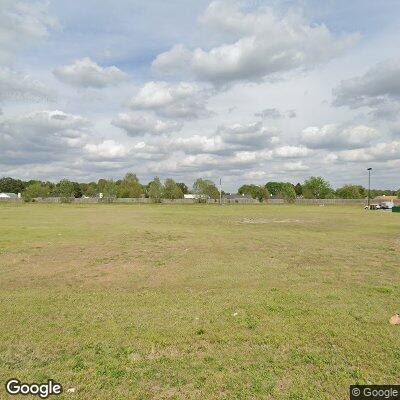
365, 203, 381, 210
380, 201, 394, 209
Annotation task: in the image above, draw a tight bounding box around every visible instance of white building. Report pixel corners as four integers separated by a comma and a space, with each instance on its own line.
184, 194, 208, 200
0, 192, 18, 199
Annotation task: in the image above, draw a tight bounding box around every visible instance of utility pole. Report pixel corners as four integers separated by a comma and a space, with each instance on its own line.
367, 167, 372, 208
219, 177, 222, 205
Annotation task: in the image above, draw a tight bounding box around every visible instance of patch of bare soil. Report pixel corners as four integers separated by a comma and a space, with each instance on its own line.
237, 218, 303, 224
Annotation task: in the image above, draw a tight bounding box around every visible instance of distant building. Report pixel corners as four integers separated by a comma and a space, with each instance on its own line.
184, 194, 207, 199
0, 192, 18, 199
373, 195, 398, 202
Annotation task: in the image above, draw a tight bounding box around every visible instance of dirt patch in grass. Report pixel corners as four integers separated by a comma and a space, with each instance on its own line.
236, 218, 309, 224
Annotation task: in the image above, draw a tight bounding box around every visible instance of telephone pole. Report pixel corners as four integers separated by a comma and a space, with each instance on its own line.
219, 177, 222, 205
367, 167, 372, 207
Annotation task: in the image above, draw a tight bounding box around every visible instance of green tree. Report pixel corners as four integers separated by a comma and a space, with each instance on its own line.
56, 179, 76, 197
265, 182, 296, 202
277, 183, 296, 203
370, 189, 397, 198
102, 180, 118, 198
265, 182, 283, 196
302, 176, 333, 199
124, 172, 139, 183
0, 177, 25, 193
72, 182, 83, 198
238, 184, 269, 202
96, 179, 117, 198
148, 177, 163, 201
97, 179, 108, 193
336, 184, 365, 199
163, 178, 184, 199
176, 182, 188, 194
22, 182, 51, 201
118, 173, 143, 198
193, 178, 219, 199
79, 182, 97, 197
295, 183, 303, 196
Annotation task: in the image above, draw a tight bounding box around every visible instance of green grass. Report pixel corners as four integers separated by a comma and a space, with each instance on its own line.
0, 203, 399, 399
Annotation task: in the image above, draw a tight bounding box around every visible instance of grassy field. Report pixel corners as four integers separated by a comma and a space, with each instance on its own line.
0, 203, 399, 399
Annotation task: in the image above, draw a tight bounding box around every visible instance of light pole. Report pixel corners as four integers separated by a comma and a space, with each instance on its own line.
367, 168, 372, 207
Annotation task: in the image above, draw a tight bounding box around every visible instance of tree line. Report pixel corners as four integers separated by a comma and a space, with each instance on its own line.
0, 175, 398, 202
0, 175, 219, 202
240, 177, 399, 202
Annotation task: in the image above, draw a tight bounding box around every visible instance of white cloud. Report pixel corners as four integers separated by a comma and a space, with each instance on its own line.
112, 112, 183, 136
159, 151, 260, 174
333, 59, 400, 127
271, 146, 311, 158
2, 110, 90, 133
333, 59, 400, 109
368, 101, 400, 122
152, 1, 359, 85
255, 108, 283, 119
301, 124, 377, 150
243, 170, 267, 180
254, 108, 296, 120
282, 161, 309, 171
84, 140, 130, 159
128, 123, 311, 177
217, 121, 278, 149
150, 121, 279, 156
151, 44, 192, 76
128, 81, 211, 119
0, 0, 58, 63
53, 58, 130, 88
0, 67, 51, 102
0, 110, 90, 164
333, 141, 400, 162
172, 135, 227, 155
131, 141, 168, 161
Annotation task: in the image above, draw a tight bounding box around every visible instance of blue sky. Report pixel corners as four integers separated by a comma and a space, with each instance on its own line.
1, 0, 400, 190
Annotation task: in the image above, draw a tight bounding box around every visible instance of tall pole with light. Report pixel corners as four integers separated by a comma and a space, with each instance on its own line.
367, 167, 372, 208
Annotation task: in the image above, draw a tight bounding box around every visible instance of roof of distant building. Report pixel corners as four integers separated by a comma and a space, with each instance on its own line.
373, 195, 398, 201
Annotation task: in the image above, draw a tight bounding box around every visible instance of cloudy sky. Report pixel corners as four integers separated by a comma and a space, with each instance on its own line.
1, 0, 400, 190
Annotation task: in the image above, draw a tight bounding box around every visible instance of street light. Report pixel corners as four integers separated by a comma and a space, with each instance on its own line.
367, 168, 372, 207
